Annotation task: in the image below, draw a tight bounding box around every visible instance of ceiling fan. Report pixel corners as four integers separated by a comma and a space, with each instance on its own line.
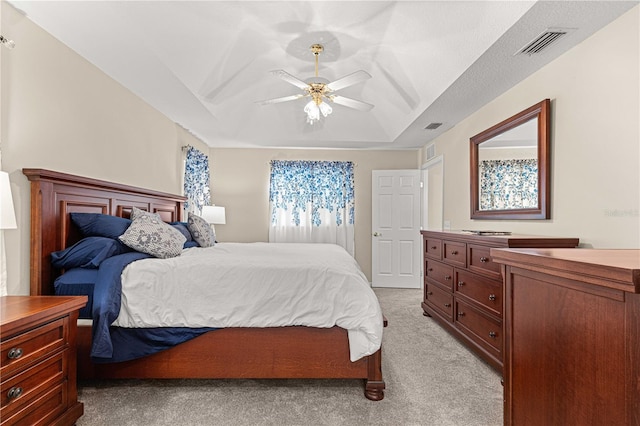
258, 44, 374, 125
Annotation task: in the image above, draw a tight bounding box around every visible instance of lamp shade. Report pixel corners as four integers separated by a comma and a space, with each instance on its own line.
201, 205, 226, 225
0, 171, 17, 229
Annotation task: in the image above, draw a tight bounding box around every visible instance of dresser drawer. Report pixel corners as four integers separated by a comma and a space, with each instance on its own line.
425, 260, 454, 290
424, 238, 442, 260
1, 318, 67, 378
455, 270, 503, 317
468, 244, 501, 279
1, 350, 67, 417
455, 300, 502, 356
425, 284, 453, 321
443, 241, 466, 267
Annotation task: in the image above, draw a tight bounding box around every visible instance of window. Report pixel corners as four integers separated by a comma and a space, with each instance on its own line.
269, 160, 355, 255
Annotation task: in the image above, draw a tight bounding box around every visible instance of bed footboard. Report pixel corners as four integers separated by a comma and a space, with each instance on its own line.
77, 324, 385, 401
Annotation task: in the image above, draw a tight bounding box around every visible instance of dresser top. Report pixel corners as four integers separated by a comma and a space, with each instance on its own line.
421, 230, 579, 248
491, 248, 640, 293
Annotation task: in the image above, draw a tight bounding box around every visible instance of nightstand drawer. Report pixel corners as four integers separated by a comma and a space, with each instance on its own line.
1, 351, 67, 416
0, 381, 67, 426
1, 318, 67, 378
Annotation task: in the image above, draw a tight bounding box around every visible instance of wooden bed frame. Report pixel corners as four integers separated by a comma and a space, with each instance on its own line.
24, 168, 385, 401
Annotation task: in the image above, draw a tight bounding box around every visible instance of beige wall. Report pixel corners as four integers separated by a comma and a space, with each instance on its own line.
0, 2, 418, 294
2, 1, 637, 296
420, 6, 639, 248
210, 148, 418, 281
0, 2, 206, 295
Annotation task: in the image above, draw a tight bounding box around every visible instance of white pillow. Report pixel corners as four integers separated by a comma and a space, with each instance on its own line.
119, 213, 186, 258
187, 212, 216, 248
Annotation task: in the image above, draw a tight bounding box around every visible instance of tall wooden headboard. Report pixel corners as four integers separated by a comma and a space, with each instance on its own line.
23, 169, 186, 296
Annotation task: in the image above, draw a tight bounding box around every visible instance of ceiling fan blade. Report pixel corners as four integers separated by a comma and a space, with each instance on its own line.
326, 70, 372, 92
270, 70, 309, 90
331, 95, 374, 112
257, 94, 305, 105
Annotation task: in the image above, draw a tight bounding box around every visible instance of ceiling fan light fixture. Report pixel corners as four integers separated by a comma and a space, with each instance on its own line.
261, 43, 372, 124
319, 101, 332, 117
304, 99, 332, 125
304, 101, 320, 124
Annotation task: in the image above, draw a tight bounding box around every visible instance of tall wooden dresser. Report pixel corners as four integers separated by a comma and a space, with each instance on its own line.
420, 230, 578, 371
492, 248, 640, 426
1, 296, 87, 426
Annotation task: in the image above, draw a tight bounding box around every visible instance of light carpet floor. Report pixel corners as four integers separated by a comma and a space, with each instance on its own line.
77, 288, 503, 426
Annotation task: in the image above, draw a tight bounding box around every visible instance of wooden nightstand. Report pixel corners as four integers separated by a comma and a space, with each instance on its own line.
1, 296, 88, 426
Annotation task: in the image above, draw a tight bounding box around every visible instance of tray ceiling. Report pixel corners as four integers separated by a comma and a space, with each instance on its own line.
7, 1, 637, 149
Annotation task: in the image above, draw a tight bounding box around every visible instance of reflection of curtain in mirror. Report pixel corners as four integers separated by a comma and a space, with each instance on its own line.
268, 160, 355, 256
479, 159, 538, 210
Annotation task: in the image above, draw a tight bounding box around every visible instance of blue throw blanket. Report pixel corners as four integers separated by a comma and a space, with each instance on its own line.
91, 252, 214, 363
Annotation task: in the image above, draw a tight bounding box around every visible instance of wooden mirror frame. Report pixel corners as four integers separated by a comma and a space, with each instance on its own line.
470, 99, 550, 220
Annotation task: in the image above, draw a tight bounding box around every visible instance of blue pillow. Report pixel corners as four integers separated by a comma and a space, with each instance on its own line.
51, 237, 131, 269
71, 213, 131, 239
183, 241, 200, 249
169, 222, 193, 242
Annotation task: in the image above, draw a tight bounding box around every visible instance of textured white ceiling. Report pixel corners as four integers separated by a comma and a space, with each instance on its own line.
7, 1, 637, 149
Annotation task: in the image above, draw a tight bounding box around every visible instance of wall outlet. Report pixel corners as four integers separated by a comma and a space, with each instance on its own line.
443, 220, 451, 230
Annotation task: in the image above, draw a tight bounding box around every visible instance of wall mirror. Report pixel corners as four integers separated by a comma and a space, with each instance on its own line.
470, 99, 550, 219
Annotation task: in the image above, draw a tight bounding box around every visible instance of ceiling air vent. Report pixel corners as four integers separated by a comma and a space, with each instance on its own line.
515, 28, 572, 56
424, 122, 442, 130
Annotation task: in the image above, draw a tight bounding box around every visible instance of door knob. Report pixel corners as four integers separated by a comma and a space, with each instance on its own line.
373, 232, 383, 237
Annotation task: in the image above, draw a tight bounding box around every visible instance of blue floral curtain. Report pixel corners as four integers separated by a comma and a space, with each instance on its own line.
269, 160, 355, 255
479, 159, 538, 210
183, 146, 211, 214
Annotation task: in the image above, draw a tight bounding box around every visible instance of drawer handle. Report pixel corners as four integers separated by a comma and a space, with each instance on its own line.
489, 331, 497, 339
480, 257, 489, 263
428, 268, 433, 272
457, 281, 465, 287
7, 347, 23, 360
427, 291, 433, 296
488, 294, 497, 301
444, 275, 451, 280
457, 311, 465, 317
451, 250, 458, 255
430, 246, 437, 250
7, 387, 23, 400
444, 303, 451, 308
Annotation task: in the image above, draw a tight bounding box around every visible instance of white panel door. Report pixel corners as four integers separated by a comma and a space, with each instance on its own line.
371, 170, 422, 288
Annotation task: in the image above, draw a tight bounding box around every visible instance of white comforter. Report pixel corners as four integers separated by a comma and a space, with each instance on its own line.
113, 242, 383, 361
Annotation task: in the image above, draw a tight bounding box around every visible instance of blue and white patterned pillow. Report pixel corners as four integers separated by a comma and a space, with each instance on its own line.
130, 206, 159, 221
187, 212, 216, 248
119, 212, 186, 258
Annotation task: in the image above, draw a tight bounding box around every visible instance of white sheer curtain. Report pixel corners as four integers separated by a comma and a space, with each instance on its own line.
183, 145, 211, 215
268, 161, 355, 256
